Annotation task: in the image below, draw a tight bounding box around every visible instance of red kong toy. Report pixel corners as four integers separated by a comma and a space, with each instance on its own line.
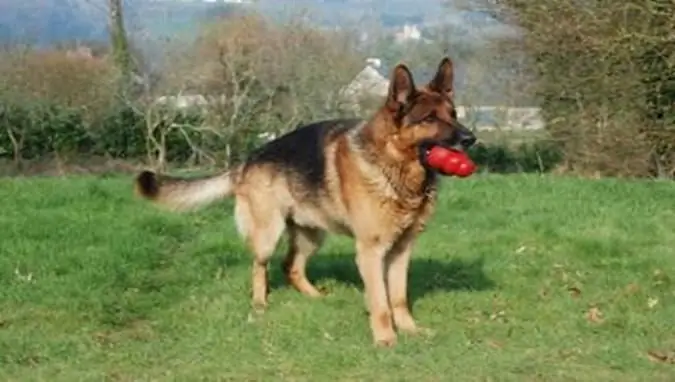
425, 146, 477, 177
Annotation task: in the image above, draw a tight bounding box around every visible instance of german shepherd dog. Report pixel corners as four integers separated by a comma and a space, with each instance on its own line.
134, 57, 477, 347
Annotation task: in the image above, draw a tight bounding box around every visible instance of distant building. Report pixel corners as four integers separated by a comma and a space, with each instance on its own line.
340, 58, 389, 99
339, 58, 390, 111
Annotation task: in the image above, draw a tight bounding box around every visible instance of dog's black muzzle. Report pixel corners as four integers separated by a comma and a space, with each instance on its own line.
453, 123, 477, 150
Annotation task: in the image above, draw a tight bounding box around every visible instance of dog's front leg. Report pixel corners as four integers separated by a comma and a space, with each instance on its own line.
355, 238, 397, 347
386, 232, 418, 334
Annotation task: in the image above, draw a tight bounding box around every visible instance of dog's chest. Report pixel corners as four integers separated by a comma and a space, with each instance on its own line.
382, 183, 438, 232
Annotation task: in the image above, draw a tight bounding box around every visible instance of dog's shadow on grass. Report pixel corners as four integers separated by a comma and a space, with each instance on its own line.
269, 253, 495, 304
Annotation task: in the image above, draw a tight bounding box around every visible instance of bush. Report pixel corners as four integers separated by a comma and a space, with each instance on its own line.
0, 47, 120, 123
0, 102, 209, 165
476, 0, 675, 178
469, 140, 563, 174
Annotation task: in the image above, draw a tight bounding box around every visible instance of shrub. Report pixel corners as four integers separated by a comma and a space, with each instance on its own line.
474, 0, 675, 178
469, 140, 563, 174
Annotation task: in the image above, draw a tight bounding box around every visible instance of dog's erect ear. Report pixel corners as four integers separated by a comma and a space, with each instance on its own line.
386, 63, 416, 111
428, 57, 454, 98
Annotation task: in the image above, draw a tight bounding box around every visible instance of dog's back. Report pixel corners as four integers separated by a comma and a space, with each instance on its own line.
244, 118, 362, 199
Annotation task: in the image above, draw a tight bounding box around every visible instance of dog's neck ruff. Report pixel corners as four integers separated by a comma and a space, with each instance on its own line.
346, 121, 437, 203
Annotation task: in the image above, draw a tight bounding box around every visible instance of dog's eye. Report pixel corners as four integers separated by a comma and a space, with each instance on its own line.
423, 115, 436, 123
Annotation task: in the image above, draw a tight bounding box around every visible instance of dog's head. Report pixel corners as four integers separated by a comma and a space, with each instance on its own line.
382, 57, 477, 164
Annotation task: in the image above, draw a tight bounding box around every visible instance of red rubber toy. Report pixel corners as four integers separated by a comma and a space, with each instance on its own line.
426, 146, 477, 177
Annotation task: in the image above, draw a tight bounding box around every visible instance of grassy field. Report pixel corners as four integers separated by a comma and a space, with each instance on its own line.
0, 174, 673, 381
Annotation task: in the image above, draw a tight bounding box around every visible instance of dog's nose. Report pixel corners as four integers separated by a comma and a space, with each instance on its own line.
460, 134, 477, 148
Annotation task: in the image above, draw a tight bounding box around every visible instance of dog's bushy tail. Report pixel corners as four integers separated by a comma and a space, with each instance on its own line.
134, 167, 240, 212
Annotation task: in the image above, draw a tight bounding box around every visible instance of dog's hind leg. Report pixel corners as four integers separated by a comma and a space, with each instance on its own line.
235, 195, 286, 310
282, 224, 325, 298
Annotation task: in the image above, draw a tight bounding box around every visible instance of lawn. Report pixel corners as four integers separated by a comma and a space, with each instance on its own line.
0, 174, 673, 381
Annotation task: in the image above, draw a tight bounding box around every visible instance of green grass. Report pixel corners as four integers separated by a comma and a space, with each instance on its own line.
1, 174, 674, 381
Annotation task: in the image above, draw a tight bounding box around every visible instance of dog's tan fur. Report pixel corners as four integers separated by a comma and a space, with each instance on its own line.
134, 57, 473, 347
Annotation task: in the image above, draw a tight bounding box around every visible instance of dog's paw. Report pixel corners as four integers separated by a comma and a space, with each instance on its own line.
251, 301, 268, 315
373, 330, 398, 348
374, 336, 397, 348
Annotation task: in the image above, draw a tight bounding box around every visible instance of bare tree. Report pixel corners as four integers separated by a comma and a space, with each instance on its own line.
108, 0, 133, 78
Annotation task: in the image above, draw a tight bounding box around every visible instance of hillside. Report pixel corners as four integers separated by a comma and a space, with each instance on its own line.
0, 0, 513, 45
0, 0, 525, 105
